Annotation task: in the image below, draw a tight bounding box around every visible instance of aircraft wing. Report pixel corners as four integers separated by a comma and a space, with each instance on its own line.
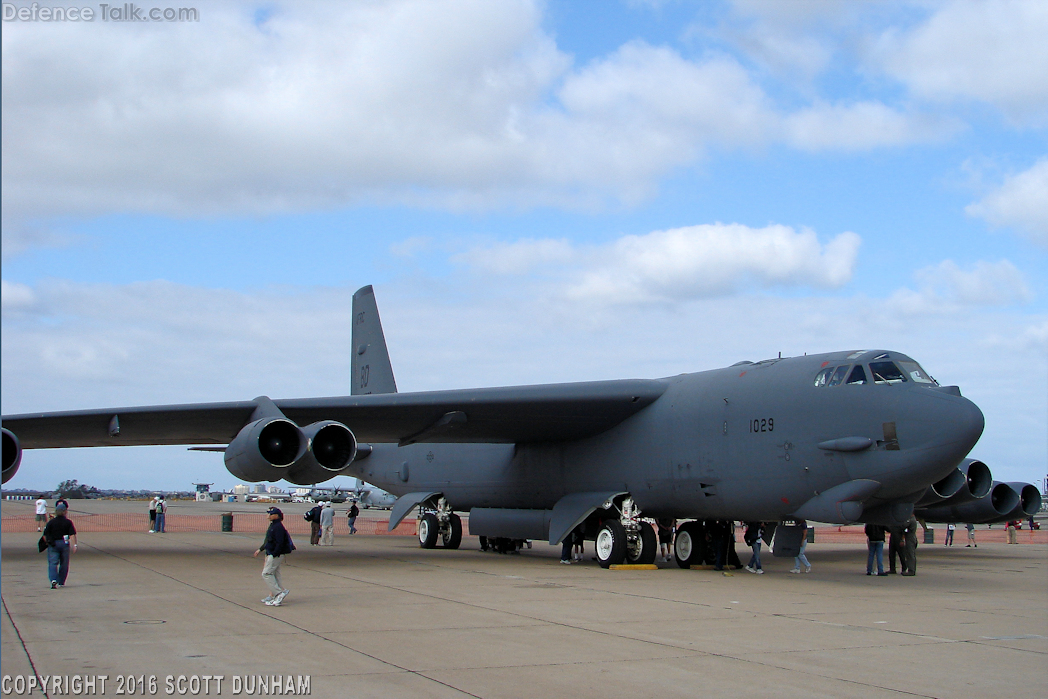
2, 379, 668, 449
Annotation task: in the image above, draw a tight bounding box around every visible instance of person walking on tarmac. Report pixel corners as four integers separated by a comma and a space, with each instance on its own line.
254, 507, 295, 606
901, 517, 919, 576
347, 502, 359, 535
965, 522, 977, 547
790, 520, 811, 573
43, 502, 78, 588
305, 502, 322, 545
744, 521, 764, 574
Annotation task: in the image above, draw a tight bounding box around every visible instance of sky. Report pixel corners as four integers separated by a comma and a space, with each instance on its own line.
2, 0, 1046, 494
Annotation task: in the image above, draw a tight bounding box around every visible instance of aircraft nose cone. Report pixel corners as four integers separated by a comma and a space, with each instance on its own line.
959, 397, 985, 450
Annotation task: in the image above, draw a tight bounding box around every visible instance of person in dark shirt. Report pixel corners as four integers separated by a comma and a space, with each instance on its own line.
887, 525, 904, 574
42, 502, 77, 588
305, 503, 322, 545
347, 503, 359, 535
901, 517, 919, 576
865, 523, 887, 576
254, 507, 295, 606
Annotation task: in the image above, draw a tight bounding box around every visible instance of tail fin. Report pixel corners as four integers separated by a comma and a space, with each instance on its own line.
351, 285, 397, 395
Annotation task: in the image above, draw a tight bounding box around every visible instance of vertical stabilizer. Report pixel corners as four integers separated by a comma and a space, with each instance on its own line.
351, 285, 398, 395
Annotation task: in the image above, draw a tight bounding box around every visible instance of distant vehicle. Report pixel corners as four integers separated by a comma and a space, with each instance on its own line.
356, 484, 395, 509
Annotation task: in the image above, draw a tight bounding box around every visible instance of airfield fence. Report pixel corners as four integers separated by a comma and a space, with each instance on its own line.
0, 512, 418, 536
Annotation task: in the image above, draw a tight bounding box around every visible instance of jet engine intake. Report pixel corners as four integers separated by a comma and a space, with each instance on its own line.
918, 458, 992, 507
284, 421, 358, 486
224, 418, 307, 482
917, 481, 1019, 524
1001, 482, 1042, 521
2, 428, 21, 484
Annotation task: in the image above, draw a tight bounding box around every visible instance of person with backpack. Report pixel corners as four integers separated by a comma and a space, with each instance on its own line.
254, 507, 295, 606
154, 495, 167, 533
304, 502, 323, 545
347, 502, 359, 534
744, 521, 764, 574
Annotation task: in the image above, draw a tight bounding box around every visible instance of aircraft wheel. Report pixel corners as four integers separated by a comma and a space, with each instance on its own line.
442, 513, 462, 549
418, 513, 439, 549
595, 520, 627, 568
625, 521, 657, 564
674, 521, 701, 568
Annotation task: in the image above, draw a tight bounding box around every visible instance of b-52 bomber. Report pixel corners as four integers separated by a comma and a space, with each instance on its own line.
2, 286, 1040, 567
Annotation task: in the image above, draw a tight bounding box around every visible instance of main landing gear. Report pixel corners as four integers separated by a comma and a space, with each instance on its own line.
672, 520, 706, 568
417, 497, 462, 549
594, 497, 657, 569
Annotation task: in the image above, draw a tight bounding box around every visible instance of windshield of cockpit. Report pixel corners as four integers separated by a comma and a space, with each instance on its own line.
813, 356, 938, 387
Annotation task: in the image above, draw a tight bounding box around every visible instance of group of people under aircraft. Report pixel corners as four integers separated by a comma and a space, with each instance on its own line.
303, 500, 360, 546
864, 520, 920, 576
27, 496, 1021, 607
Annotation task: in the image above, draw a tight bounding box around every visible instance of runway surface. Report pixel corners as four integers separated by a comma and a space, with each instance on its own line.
2, 503, 1046, 698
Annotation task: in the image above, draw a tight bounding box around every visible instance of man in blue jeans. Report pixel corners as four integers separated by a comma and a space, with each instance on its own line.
865, 523, 887, 576
154, 495, 167, 533
43, 502, 78, 588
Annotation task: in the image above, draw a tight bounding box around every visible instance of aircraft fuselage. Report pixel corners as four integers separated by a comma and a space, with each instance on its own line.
350, 349, 984, 522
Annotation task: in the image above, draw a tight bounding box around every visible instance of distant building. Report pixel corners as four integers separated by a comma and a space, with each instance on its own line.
193, 483, 213, 502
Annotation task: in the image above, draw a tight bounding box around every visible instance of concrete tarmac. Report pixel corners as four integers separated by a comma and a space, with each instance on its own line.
2, 520, 1046, 698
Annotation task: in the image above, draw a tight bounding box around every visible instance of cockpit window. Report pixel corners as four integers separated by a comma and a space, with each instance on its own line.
846, 365, 867, 385
828, 365, 850, 387
898, 360, 937, 385
870, 361, 907, 384
814, 367, 834, 387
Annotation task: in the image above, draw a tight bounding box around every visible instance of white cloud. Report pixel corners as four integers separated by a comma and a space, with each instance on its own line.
872, 0, 1048, 124
1, 0, 973, 242
966, 158, 1048, 247
784, 101, 962, 151
456, 223, 861, 304
890, 259, 1032, 315
454, 238, 575, 275
1, 280, 37, 313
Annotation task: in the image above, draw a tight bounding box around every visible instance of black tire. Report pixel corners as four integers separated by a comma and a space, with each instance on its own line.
418, 513, 439, 549
674, 521, 703, 568
442, 513, 462, 549
595, 520, 627, 568
626, 521, 658, 564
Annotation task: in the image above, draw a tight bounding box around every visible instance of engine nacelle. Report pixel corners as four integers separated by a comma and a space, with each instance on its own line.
224, 418, 307, 482
918, 458, 993, 507
1001, 482, 1042, 521
284, 421, 358, 486
918, 481, 1019, 524
2, 428, 22, 484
